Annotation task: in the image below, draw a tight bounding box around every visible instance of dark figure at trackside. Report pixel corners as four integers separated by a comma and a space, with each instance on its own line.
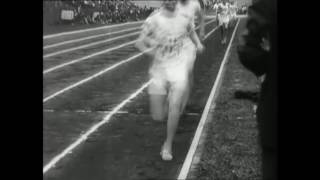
237, 0, 277, 179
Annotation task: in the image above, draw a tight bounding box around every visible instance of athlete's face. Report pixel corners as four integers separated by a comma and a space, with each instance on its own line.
163, 0, 178, 11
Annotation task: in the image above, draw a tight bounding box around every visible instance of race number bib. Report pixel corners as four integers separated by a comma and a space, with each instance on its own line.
158, 36, 184, 59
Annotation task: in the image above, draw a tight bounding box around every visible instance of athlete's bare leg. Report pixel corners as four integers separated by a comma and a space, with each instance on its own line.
180, 71, 193, 115
161, 85, 187, 160
150, 94, 168, 122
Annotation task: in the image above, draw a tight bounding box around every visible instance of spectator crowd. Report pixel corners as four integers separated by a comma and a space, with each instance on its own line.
44, 0, 155, 25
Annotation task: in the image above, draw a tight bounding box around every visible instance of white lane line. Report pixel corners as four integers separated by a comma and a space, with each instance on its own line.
204, 25, 220, 39
43, 40, 136, 74
44, 27, 141, 49
43, 22, 219, 174
43, 16, 214, 39
43, 19, 216, 74
205, 15, 247, 18
43, 109, 128, 114
203, 19, 215, 26
44, 19, 215, 58
43, 20, 217, 102
43, 80, 151, 174
43, 31, 140, 58
177, 19, 240, 180
43, 50, 151, 103
43, 21, 143, 39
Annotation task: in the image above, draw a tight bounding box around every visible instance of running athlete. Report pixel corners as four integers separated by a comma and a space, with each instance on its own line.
214, 0, 230, 44
135, 0, 204, 161
213, 0, 222, 26
175, 0, 205, 116
177, 0, 205, 40
229, 1, 237, 26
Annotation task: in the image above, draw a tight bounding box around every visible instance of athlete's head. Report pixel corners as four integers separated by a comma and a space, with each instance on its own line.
163, 0, 178, 11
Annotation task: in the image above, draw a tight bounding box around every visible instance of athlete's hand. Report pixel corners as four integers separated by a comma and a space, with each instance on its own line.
197, 43, 204, 53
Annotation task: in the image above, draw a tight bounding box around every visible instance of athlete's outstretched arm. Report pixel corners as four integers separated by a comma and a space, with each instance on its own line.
189, 28, 204, 53
197, 2, 205, 41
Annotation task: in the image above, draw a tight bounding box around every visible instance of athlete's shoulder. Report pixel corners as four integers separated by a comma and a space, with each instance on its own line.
145, 9, 161, 23
142, 10, 162, 31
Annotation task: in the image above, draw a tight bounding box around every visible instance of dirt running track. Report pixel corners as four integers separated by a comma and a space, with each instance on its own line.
43, 18, 243, 180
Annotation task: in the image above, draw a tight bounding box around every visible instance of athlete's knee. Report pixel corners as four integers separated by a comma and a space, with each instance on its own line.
168, 104, 181, 116
168, 94, 185, 113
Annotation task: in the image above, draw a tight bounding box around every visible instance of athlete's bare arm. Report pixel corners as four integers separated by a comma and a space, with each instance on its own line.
189, 27, 204, 53
197, 7, 205, 41
196, 1, 205, 41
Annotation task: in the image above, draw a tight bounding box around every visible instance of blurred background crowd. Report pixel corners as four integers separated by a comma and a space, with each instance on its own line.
43, 0, 248, 26
43, 0, 155, 25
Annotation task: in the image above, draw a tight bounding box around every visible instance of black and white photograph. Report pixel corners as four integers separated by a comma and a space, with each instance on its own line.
43, 0, 277, 179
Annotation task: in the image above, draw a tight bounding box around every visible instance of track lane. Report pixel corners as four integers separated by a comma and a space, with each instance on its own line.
43, 21, 239, 180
